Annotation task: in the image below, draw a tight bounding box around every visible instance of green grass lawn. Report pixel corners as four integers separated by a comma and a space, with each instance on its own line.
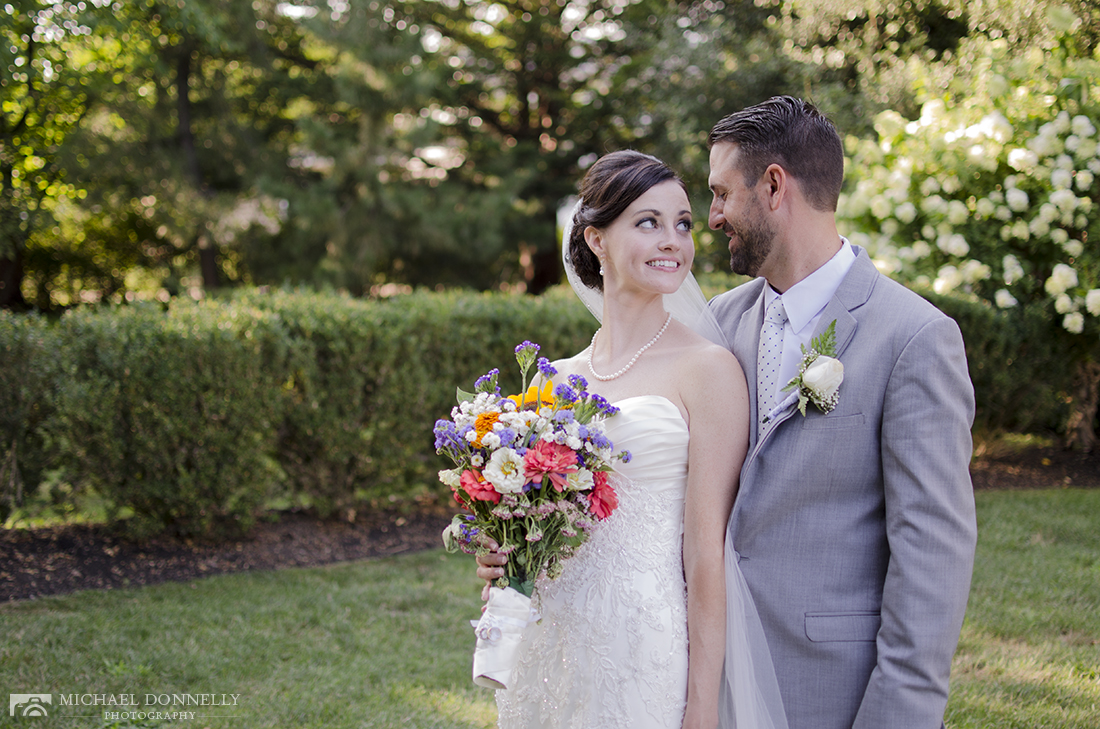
2, 489, 1098, 728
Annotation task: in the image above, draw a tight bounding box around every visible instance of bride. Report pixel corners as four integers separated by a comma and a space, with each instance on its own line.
477, 150, 787, 729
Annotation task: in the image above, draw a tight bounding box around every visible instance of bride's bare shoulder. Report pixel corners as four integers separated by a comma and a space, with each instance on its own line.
552, 350, 589, 378
674, 333, 745, 386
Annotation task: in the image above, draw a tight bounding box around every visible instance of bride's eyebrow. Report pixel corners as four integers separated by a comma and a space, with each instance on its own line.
634, 208, 692, 217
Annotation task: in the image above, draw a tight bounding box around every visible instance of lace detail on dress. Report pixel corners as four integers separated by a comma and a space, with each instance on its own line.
495, 471, 689, 728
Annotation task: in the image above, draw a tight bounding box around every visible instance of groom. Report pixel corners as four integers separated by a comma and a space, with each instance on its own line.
707, 96, 977, 729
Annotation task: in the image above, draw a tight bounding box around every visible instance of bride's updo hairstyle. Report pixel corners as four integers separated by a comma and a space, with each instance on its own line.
568, 150, 687, 292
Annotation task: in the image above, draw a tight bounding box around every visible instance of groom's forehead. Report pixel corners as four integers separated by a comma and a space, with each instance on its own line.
708, 143, 744, 188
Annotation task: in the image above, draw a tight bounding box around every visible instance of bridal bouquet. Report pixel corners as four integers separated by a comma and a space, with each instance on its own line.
434, 341, 629, 689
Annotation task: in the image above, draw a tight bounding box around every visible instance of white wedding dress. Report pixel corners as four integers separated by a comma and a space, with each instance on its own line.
495, 395, 788, 728
496, 395, 691, 727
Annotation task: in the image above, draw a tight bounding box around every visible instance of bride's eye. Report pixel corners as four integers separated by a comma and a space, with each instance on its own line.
637, 217, 657, 229
677, 219, 693, 232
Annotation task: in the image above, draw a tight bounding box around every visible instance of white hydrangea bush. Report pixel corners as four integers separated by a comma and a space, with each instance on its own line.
837, 35, 1099, 343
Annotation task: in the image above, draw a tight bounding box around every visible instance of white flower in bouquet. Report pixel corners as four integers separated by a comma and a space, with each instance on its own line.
1064, 240, 1085, 257
1064, 312, 1085, 334
565, 469, 595, 492
1055, 294, 1076, 314
484, 448, 526, 494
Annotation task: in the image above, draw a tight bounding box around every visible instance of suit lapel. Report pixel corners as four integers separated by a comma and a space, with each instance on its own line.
812, 248, 876, 359
741, 249, 879, 469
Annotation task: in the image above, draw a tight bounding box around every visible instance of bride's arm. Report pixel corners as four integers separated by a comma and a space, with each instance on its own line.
680, 346, 750, 729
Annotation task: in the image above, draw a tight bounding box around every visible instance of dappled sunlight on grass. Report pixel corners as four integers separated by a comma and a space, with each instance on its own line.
944, 490, 1100, 728
384, 683, 497, 729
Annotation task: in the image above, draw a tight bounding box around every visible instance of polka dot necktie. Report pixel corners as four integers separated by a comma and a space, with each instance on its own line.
757, 296, 788, 436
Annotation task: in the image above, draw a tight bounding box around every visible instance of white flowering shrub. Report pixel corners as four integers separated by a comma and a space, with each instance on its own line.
836, 26, 1100, 444
838, 36, 1099, 342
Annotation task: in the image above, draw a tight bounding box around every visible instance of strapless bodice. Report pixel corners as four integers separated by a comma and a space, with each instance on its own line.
602, 395, 689, 487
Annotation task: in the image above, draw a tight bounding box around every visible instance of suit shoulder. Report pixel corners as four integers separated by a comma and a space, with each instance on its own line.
709, 278, 764, 317
868, 273, 959, 331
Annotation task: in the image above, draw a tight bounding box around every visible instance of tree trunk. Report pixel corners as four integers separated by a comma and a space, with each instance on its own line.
177, 47, 220, 290
0, 250, 27, 310
526, 245, 561, 296
1064, 359, 1100, 452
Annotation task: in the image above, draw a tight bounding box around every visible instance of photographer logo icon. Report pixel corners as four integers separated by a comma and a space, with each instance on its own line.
9, 694, 52, 718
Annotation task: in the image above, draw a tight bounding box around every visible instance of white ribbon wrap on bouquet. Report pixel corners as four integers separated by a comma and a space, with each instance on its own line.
470, 586, 538, 689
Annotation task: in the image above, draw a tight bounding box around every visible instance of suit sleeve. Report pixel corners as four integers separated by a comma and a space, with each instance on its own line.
853, 316, 977, 729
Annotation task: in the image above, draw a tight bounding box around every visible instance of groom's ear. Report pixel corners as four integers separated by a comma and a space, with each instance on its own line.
761, 164, 790, 211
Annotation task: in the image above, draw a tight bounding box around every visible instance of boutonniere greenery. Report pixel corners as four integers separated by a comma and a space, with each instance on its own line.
782, 320, 843, 416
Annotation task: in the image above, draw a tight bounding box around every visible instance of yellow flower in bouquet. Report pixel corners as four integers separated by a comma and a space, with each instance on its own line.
506, 380, 557, 410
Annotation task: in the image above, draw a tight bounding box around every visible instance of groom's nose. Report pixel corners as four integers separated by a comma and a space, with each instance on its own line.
708, 196, 725, 230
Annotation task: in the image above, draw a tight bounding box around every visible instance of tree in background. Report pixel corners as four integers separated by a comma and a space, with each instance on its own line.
837, 8, 1100, 448
300, 0, 792, 292
1, 1, 101, 309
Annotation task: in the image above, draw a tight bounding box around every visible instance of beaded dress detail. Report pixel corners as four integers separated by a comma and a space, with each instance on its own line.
496, 395, 690, 728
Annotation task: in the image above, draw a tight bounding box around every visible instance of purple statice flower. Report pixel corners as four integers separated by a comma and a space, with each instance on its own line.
474, 368, 501, 394
588, 431, 611, 451
568, 373, 588, 392
620, 450, 633, 463
537, 357, 557, 378
515, 341, 540, 373
496, 426, 518, 445
553, 410, 575, 424
433, 419, 464, 452
553, 383, 579, 405
588, 393, 619, 416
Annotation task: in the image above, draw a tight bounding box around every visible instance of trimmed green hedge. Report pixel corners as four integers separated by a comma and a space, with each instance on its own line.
0, 285, 1078, 538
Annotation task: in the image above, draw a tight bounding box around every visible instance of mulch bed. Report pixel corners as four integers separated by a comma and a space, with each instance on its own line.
2, 445, 1098, 603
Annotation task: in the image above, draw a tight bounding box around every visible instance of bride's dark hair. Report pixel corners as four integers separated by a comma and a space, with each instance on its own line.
568, 150, 687, 292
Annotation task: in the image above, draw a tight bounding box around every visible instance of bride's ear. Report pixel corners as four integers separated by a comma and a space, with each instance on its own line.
583, 225, 605, 259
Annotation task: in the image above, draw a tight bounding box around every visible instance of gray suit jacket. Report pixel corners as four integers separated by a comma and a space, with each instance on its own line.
712, 249, 977, 729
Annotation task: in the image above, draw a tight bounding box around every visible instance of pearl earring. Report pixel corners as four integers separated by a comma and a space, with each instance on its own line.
598, 258, 605, 277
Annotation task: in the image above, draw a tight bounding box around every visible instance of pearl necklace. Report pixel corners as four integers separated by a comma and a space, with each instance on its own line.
587, 312, 673, 381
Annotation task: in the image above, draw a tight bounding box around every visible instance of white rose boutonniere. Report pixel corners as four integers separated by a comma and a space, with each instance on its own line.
782, 320, 843, 416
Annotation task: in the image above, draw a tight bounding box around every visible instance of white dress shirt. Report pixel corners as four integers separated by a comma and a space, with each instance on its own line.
760, 238, 856, 409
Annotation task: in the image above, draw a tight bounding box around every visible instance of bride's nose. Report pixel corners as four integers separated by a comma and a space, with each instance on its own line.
658, 227, 682, 251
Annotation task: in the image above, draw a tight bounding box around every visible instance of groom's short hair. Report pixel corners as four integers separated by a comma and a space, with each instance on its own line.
708, 96, 844, 212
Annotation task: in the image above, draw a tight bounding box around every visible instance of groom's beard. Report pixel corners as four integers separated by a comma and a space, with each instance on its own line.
726, 216, 776, 278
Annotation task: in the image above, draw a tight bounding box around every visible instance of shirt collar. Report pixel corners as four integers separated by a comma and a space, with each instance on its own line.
763, 238, 856, 334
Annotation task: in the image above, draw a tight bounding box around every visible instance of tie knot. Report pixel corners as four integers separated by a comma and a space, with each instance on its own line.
765, 297, 787, 326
